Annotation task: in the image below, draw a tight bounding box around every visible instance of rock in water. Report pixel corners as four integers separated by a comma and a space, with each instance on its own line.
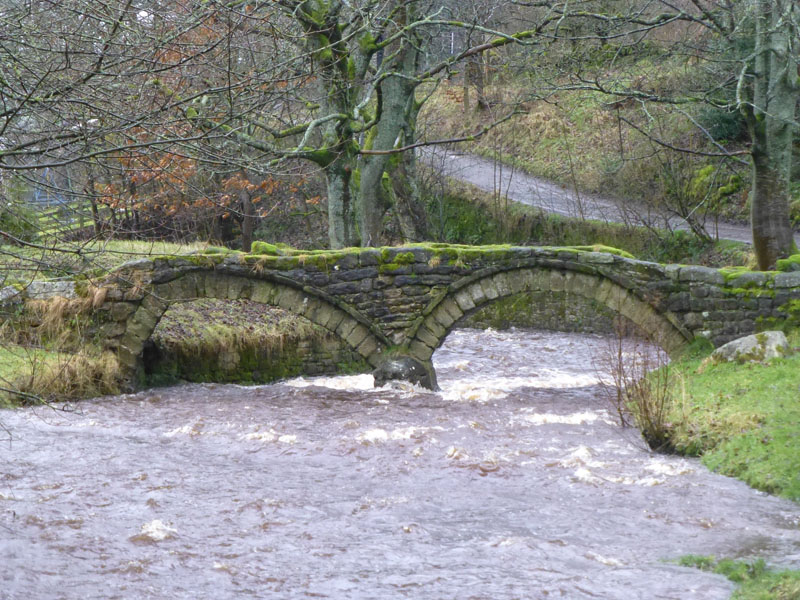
711, 331, 790, 364
373, 356, 438, 390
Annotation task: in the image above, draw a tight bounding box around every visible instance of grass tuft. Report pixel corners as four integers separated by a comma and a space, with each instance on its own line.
678, 555, 800, 600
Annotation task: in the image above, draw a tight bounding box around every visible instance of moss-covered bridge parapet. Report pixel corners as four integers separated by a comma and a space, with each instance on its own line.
7, 243, 800, 388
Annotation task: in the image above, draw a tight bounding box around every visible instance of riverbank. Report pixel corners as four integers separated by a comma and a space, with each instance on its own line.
666, 330, 800, 502
679, 555, 800, 600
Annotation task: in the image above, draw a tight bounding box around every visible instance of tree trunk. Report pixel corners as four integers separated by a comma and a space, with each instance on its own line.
750, 139, 794, 270
326, 159, 358, 248
240, 191, 255, 252
744, 0, 797, 269
390, 99, 425, 242
85, 166, 102, 237
358, 12, 419, 246
390, 164, 423, 242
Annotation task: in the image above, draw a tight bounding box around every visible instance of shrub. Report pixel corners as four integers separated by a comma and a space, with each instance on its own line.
0, 202, 37, 242
596, 321, 676, 451
698, 107, 748, 142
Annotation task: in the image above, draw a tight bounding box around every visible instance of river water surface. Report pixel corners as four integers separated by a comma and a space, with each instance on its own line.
2, 329, 800, 599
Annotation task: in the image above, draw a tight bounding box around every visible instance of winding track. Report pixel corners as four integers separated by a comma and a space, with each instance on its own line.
429, 150, 800, 246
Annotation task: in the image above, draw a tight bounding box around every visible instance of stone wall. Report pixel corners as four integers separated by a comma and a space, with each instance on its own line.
464, 290, 630, 334
145, 328, 367, 385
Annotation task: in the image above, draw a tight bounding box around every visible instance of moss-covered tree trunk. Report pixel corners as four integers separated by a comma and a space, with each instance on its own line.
326, 157, 358, 248
358, 8, 420, 246
389, 98, 424, 242
742, 0, 797, 269
297, 0, 368, 248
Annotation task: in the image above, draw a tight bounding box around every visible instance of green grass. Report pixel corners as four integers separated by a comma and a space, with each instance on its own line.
668, 331, 800, 501
1, 239, 208, 402
678, 555, 800, 600
0, 344, 104, 405
0, 345, 61, 386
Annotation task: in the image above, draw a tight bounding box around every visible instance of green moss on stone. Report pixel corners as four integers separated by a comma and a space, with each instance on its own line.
719, 266, 752, 281
185, 254, 225, 267
378, 262, 409, 274
553, 245, 634, 259
250, 241, 284, 256
722, 286, 775, 299
297, 253, 333, 270
203, 246, 235, 255
776, 254, 800, 272
395, 252, 415, 265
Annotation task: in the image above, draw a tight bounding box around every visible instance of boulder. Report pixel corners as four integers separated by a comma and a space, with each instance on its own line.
372, 355, 438, 390
711, 331, 790, 364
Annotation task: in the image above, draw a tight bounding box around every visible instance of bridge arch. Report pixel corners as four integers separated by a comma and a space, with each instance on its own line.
405, 267, 691, 365
108, 271, 390, 380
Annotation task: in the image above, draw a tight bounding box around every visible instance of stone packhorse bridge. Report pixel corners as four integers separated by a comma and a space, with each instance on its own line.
10, 243, 800, 388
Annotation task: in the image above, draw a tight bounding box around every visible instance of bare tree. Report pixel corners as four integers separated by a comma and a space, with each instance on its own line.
0, 0, 552, 249
524, 0, 798, 268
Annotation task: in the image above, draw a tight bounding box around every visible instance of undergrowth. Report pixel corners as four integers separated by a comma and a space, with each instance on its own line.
423, 178, 752, 266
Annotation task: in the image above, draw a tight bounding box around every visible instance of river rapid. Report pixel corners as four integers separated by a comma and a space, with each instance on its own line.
2, 328, 800, 599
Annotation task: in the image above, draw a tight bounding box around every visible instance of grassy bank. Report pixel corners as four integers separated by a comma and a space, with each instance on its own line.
664, 331, 800, 501
0, 241, 197, 403
609, 331, 800, 597
679, 555, 800, 600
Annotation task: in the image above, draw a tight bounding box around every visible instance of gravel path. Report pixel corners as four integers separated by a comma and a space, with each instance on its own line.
428, 150, 800, 246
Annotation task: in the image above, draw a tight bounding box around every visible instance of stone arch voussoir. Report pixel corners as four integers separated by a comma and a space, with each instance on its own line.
107, 271, 389, 381
409, 267, 690, 362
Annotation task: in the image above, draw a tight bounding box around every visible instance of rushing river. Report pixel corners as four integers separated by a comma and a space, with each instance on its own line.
2, 329, 800, 599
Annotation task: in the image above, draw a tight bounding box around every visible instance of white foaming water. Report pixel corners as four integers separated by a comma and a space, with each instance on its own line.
133, 520, 177, 542
439, 382, 509, 403
521, 411, 607, 426
164, 421, 205, 437
646, 459, 695, 476
356, 426, 442, 444
284, 373, 375, 390
242, 430, 277, 442
558, 445, 606, 468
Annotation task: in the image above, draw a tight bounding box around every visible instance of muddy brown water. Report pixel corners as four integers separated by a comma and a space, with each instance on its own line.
2, 328, 799, 599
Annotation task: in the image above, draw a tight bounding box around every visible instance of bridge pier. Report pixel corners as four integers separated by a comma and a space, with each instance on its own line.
372, 355, 438, 390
